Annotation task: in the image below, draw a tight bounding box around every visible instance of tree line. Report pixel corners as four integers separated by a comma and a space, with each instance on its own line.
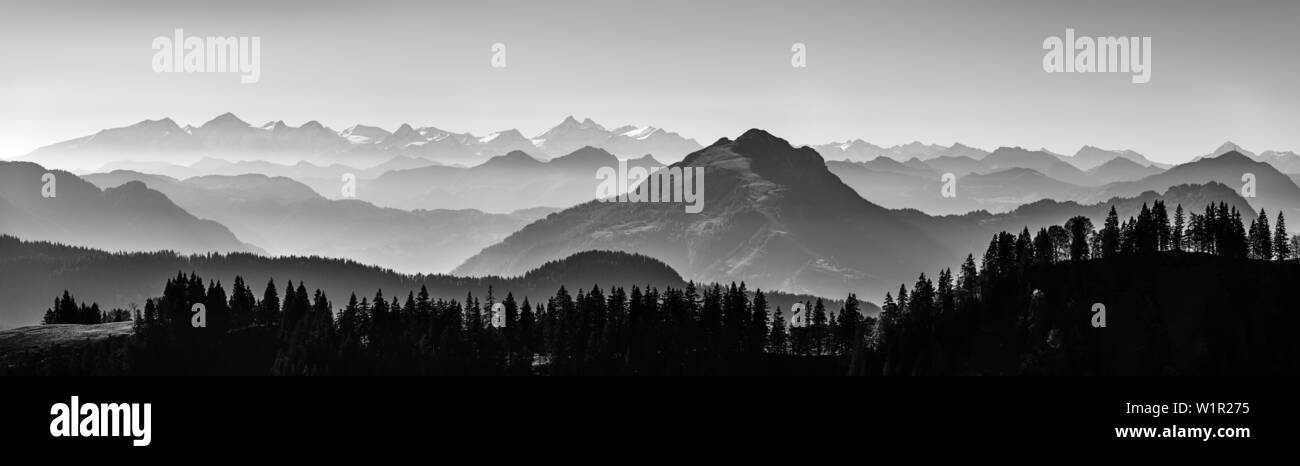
26, 201, 1299, 375
863, 201, 1299, 375
41, 291, 133, 325
64, 270, 872, 375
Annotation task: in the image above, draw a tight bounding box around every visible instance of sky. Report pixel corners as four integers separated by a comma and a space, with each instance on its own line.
1, 0, 1297, 164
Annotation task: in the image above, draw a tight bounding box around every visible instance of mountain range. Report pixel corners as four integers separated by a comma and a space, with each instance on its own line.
0, 236, 842, 329
453, 129, 1279, 299
8, 118, 1300, 316
358, 147, 667, 212
0, 161, 255, 255
810, 140, 1172, 171
81, 170, 557, 274
454, 129, 962, 299
24, 114, 704, 170
1195, 141, 1300, 174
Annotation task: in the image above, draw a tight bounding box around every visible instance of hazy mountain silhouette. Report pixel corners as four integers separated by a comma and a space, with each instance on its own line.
1066, 145, 1163, 171
454, 129, 957, 299
95, 155, 440, 199
1084, 156, 1164, 184
1258, 150, 1300, 174
894, 182, 1260, 262
82, 171, 557, 274
1090, 151, 1300, 225
981, 147, 1094, 186
826, 159, 1085, 215
26, 113, 699, 170
360, 147, 666, 212
0, 237, 840, 329
812, 140, 988, 162
531, 116, 702, 161
0, 161, 254, 255
922, 155, 986, 177
1194, 141, 1300, 174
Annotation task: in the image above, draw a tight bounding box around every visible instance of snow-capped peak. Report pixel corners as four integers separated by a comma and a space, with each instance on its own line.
619, 126, 660, 140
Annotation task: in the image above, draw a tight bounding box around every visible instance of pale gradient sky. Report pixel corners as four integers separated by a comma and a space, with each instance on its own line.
1, 0, 1297, 164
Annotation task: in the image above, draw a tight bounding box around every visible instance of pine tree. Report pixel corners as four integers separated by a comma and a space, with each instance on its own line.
836, 293, 862, 355
144, 298, 157, 325
1101, 206, 1121, 258
957, 254, 978, 312
811, 298, 828, 355
768, 305, 787, 354
1066, 216, 1094, 261
1153, 200, 1171, 251
750, 289, 769, 354
1033, 228, 1054, 264
519, 297, 535, 355
1273, 212, 1290, 261
1173, 204, 1185, 252
1251, 209, 1273, 260
206, 280, 230, 333
936, 268, 955, 317
260, 278, 280, 326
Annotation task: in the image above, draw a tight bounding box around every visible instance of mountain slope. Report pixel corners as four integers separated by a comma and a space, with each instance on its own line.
0, 161, 253, 255
26, 114, 699, 170
982, 147, 1092, 186
1091, 151, 1300, 222
894, 182, 1260, 261
82, 171, 557, 274
1067, 145, 1160, 171
812, 140, 988, 163
0, 237, 835, 329
1084, 156, 1164, 184
360, 147, 666, 212
454, 129, 957, 299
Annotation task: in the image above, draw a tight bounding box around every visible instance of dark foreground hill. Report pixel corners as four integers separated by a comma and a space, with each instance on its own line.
0, 235, 844, 328
859, 252, 1300, 376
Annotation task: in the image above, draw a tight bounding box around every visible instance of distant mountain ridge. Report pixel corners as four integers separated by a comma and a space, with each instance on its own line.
0, 160, 256, 255
0, 237, 843, 329
358, 147, 668, 212
455, 129, 959, 300
26, 114, 703, 170
82, 170, 558, 274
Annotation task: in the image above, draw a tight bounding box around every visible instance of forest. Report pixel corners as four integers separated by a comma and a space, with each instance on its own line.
9, 201, 1299, 376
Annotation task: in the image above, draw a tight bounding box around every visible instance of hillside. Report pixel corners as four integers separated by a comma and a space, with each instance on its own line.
455, 129, 957, 300
0, 236, 846, 328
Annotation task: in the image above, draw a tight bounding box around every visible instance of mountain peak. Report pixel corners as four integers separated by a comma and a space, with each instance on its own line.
210, 112, 245, 125
1211, 150, 1254, 163
132, 118, 183, 132
394, 124, 419, 136
735, 128, 786, 145
205, 112, 249, 128
1216, 141, 1243, 153
549, 146, 617, 167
